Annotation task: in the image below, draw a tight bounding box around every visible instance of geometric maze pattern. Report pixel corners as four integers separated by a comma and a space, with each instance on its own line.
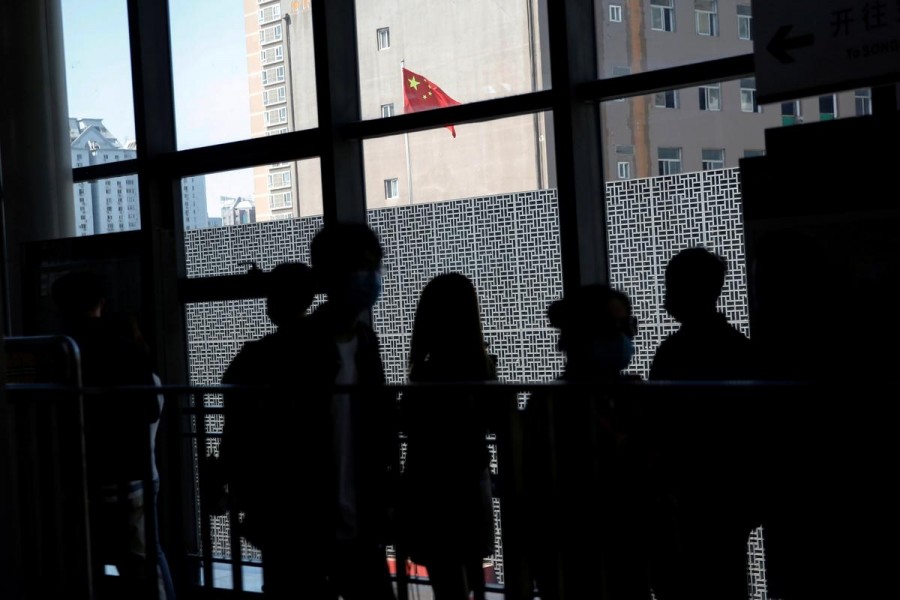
606, 168, 749, 375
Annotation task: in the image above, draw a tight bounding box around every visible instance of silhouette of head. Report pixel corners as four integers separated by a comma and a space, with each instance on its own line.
310, 223, 384, 313
548, 284, 636, 380
51, 270, 106, 320
664, 247, 727, 323
265, 262, 315, 327
409, 273, 488, 379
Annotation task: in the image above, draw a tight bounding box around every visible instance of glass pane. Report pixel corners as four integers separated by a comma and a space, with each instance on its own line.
170, 0, 318, 150
62, 0, 136, 165
602, 0, 754, 77
72, 176, 141, 237
356, 0, 550, 118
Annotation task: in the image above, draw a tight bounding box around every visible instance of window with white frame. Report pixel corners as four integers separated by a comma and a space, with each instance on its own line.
260, 45, 283, 65
740, 78, 760, 113
262, 66, 285, 86
737, 5, 752, 40
264, 107, 288, 126
269, 191, 292, 209
384, 178, 399, 200
818, 95, 837, 120
609, 4, 623, 23
616, 161, 632, 179
377, 27, 390, 50
258, 4, 280, 25
701, 148, 725, 170
267, 171, 291, 189
654, 90, 678, 109
259, 24, 283, 45
263, 86, 287, 106
699, 83, 721, 111
695, 0, 718, 36
651, 0, 675, 31
381, 103, 395, 118
265, 127, 289, 136
855, 89, 872, 116
657, 147, 682, 175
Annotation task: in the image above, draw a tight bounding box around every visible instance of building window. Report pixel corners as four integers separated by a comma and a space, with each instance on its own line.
699, 83, 721, 111
612, 66, 630, 101
616, 161, 632, 179
657, 147, 682, 175
819, 95, 837, 120
384, 178, 399, 200
695, 0, 718, 36
702, 148, 725, 170
262, 66, 286, 86
267, 171, 291, 189
263, 86, 287, 106
781, 100, 802, 126
737, 5, 752, 40
259, 24, 283, 45
615, 144, 634, 155
740, 78, 760, 113
654, 90, 678, 109
651, 0, 675, 32
744, 149, 766, 158
381, 103, 395, 118
260, 45, 283, 65
609, 4, 623, 23
269, 191, 292, 209
855, 89, 872, 116
257, 4, 280, 25
264, 107, 288, 126
377, 27, 390, 50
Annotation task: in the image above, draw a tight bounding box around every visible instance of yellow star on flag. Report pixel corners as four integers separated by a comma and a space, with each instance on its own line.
408, 76, 420, 90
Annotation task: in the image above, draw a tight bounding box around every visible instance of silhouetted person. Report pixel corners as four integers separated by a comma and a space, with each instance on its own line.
50, 270, 174, 599
525, 284, 650, 600
398, 272, 497, 600
257, 223, 397, 600
650, 247, 753, 380
647, 247, 757, 600
220, 262, 316, 550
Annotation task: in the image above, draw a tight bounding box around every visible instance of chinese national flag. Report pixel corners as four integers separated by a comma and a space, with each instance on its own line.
402, 67, 460, 138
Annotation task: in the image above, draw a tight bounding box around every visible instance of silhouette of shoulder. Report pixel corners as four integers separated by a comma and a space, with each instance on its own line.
649, 313, 753, 381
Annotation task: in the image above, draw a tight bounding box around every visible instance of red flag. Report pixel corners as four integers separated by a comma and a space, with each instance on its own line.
402, 67, 460, 138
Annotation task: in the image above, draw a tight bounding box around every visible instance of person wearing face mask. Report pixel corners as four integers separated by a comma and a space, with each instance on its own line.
271, 222, 398, 600
522, 284, 651, 600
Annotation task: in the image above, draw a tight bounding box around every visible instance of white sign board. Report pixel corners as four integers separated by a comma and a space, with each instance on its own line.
754, 0, 900, 103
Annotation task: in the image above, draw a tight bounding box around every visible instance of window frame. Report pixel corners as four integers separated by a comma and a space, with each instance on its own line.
650, 0, 675, 32
657, 147, 683, 176
609, 4, 623, 23
699, 83, 722, 111
377, 27, 390, 50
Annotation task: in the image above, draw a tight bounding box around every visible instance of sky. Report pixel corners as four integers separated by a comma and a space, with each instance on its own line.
61, 0, 254, 217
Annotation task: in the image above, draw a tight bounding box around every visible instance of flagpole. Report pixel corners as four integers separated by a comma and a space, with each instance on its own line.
401, 59, 413, 205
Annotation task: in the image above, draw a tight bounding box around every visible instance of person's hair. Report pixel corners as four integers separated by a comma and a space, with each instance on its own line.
265, 262, 315, 327
51, 270, 106, 317
408, 273, 493, 382
547, 283, 633, 339
310, 223, 383, 277
665, 246, 727, 308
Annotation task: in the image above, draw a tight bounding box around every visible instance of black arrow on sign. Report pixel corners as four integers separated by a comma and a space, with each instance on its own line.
767, 25, 815, 64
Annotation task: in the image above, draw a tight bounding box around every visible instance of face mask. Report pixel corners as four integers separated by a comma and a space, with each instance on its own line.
341, 270, 382, 311
592, 334, 634, 373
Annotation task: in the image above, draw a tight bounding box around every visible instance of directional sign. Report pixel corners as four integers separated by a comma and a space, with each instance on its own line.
754, 0, 900, 104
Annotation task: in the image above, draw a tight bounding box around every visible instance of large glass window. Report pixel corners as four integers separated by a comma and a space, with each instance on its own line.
61, 0, 136, 180
355, 0, 550, 116
699, 83, 722, 111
